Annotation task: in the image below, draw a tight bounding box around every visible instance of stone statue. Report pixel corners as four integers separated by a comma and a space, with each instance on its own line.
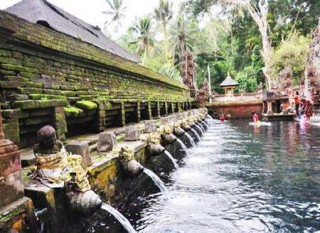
33, 125, 63, 155
33, 125, 102, 215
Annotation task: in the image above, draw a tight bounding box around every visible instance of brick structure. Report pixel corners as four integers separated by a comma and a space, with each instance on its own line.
0, 5, 192, 148
0, 106, 35, 232
207, 101, 263, 119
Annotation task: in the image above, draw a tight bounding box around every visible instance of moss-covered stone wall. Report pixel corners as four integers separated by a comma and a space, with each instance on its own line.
0, 10, 192, 148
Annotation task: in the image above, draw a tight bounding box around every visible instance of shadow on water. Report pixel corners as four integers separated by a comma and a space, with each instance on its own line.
127, 119, 320, 233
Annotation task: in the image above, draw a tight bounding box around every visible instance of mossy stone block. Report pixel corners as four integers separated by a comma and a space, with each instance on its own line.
75, 100, 98, 110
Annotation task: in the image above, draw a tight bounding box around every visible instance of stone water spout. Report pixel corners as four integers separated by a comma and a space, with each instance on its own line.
173, 121, 186, 137
181, 119, 192, 132
160, 125, 177, 146
33, 125, 102, 216
118, 146, 144, 177
146, 132, 166, 156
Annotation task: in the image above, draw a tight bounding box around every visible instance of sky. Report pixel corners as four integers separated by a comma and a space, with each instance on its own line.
0, 0, 183, 36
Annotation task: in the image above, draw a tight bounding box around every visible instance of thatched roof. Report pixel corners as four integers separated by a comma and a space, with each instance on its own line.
220, 74, 238, 87
6, 0, 139, 63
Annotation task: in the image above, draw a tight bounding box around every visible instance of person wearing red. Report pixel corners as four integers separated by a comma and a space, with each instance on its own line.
294, 91, 300, 115
252, 112, 259, 122
219, 113, 225, 121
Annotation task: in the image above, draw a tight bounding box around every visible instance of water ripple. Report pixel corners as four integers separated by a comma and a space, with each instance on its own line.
133, 120, 320, 232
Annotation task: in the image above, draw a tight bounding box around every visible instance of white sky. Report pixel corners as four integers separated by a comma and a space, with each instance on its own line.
0, 0, 183, 36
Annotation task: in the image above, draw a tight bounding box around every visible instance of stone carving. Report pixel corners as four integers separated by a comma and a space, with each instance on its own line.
33, 125, 63, 155
33, 125, 101, 215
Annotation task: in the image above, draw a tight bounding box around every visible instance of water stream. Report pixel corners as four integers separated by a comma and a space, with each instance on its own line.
143, 168, 168, 194
164, 150, 179, 169
176, 138, 189, 156
101, 203, 137, 233
198, 123, 206, 132
202, 121, 209, 129
185, 132, 196, 147
190, 127, 201, 142
194, 124, 204, 136
130, 119, 320, 232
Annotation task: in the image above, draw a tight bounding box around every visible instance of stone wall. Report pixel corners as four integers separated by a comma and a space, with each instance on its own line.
0, 11, 192, 148
207, 101, 263, 119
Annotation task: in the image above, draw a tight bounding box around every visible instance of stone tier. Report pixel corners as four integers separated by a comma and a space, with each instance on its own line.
0, 10, 193, 148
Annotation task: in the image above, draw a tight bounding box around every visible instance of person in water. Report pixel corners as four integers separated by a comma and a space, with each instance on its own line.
252, 112, 259, 122
294, 91, 300, 116
219, 113, 225, 121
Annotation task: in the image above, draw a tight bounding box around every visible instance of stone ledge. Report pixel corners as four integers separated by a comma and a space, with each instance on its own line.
0, 197, 32, 225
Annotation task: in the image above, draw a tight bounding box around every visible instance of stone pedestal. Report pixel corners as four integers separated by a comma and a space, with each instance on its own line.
97, 132, 117, 152
65, 141, 92, 167
125, 126, 140, 141
145, 120, 157, 133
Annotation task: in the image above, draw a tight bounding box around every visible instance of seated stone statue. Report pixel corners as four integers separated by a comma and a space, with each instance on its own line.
33, 125, 63, 155
33, 125, 101, 215
33, 125, 67, 186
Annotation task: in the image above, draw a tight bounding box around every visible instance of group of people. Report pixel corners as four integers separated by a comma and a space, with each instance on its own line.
219, 113, 231, 122
219, 112, 259, 123
294, 91, 313, 120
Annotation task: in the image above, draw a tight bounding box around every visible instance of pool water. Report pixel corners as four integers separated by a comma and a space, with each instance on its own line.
131, 119, 320, 232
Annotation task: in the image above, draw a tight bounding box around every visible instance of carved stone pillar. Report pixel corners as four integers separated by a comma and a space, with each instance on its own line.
267, 101, 273, 115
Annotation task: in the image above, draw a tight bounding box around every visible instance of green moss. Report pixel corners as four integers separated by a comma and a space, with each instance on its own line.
29, 94, 67, 100
15, 100, 68, 109
2, 122, 20, 144
75, 100, 98, 110
64, 105, 83, 117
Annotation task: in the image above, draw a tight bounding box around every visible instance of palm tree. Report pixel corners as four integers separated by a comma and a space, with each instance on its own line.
154, 0, 173, 59
103, 0, 127, 37
129, 16, 155, 65
169, 16, 198, 63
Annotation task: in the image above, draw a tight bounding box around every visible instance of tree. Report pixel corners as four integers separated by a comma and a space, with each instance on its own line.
186, 0, 320, 90
271, 33, 310, 85
154, 0, 174, 59
129, 16, 155, 65
224, 0, 273, 89
103, 0, 127, 37
169, 16, 198, 65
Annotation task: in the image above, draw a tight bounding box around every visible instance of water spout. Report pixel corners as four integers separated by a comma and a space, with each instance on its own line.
173, 126, 185, 137
126, 159, 144, 176
143, 168, 168, 194
161, 133, 177, 145
202, 121, 209, 130
101, 203, 137, 233
181, 125, 191, 132
67, 190, 102, 216
176, 138, 189, 156
194, 124, 204, 136
197, 122, 206, 133
185, 132, 196, 147
190, 128, 201, 142
119, 146, 144, 177
164, 150, 179, 169
148, 143, 166, 156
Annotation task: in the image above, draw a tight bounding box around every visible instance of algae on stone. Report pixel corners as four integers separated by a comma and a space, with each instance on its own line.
75, 100, 98, 111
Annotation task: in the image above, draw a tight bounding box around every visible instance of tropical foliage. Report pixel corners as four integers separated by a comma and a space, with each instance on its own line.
103, 0, 320, 93
103, 0, 127, 37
